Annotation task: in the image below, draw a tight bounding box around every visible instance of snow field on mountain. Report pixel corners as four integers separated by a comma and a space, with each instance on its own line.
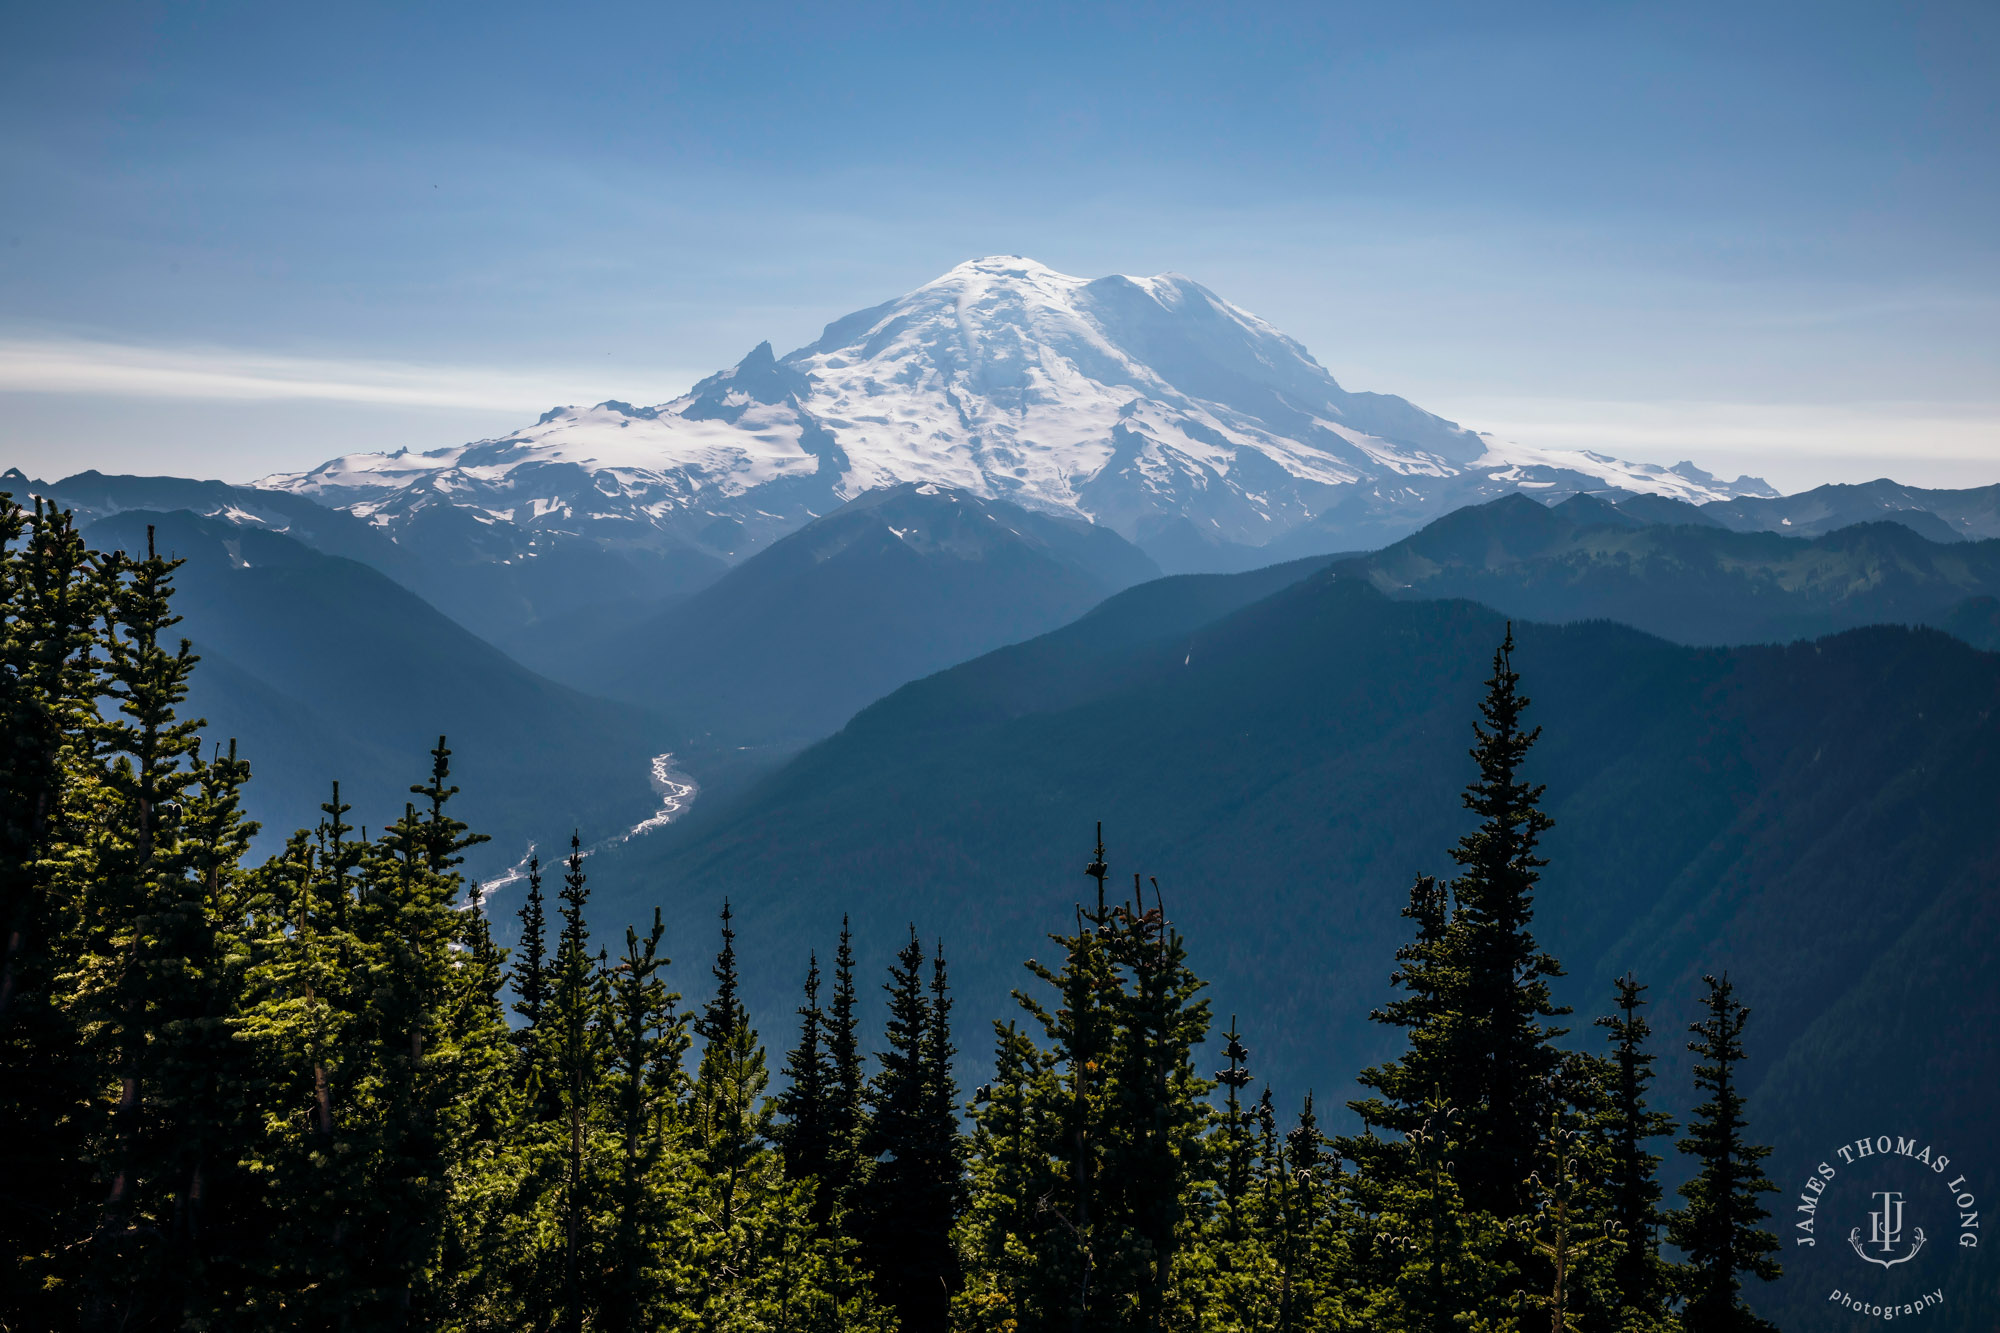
257, 256, 1774, 553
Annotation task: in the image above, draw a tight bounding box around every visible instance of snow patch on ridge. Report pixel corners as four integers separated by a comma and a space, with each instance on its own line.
255, 256, 1775, 556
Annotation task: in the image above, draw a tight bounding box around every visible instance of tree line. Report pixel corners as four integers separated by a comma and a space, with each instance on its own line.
1, 493, 1784, 1331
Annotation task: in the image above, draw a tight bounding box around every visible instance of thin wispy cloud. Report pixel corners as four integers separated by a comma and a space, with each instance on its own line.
0, 337, 697, 415
1432, 394, 2000, 489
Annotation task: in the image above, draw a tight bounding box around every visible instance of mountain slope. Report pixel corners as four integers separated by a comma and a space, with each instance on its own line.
84, 510, 674, 869
593, 484, 1161, 745
1704, 477, 2000, 541
255, 258, 1776, 591
1333, 491, 2000, 644
594, 569, 2000, 1333
15, 468, 726, 650
19, 467, 417, 578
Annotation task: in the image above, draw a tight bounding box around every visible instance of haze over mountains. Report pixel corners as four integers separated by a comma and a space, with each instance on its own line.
1340, 491, 2000, 647
247, 257, 1776, 604
586, 483, 1161, 746
79, 509, 673, 864
18, 257, 2000, 665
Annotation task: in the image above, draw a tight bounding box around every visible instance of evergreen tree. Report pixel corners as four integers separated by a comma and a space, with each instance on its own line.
547, 833, 608, 1333
1363, 1094, 1506, 1333
237, 827, 364, 1321
1434, 626, 1568, 1219
1595, 974, 1676, 1324
0, 495, 106, 1326
333, 745, 508, 1324
965, 914, 1105, 1331
1517, 1091, 1616, 1333
777, 951, 840, 1226
512, 853, 553, 1113
74, 528, 213, 1329
154, 738, 263, 1316
688, 900, 771, 1309
1098, 879, 1212, 1332
823, 915, 869, 1214
956, 1019, 1059, 1333
686, 903, 887, 1331
1212, 1017, 1256, 1236
1348, 874, 1450, 1133
1017, 844, 1125, 1330
1204, 1016, 1271, 1332
412, 735, 488, 874
960, 836, 1221, 1333
1263, 1095, 1352, 1333
1668, 974, 1780, 1333
696, 898, 742, 1050
432, 871, 523, 1328
859, 927, 965, 1333
601, 908, 687, 1332
1345, 628, 1572, 1316
1340, 873, 1450, 1299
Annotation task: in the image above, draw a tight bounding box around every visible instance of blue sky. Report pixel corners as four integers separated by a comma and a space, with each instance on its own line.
2, 0, 1995, 490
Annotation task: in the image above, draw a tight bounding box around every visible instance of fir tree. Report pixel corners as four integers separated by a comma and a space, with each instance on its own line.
961, 836, 1222, 1333
777, 951, 840, 1226
1595, 973, 1676, 1323
1364, 1094, 1505, 1333
1098, 879, 1212, 1332
1205, 1016, 1271, 1332
601, 908, 686, 1332
1668, 974, 1780, 1333
0, 495, 106, 1325
1212, 1015, 1256, 1237
683, 903, 886, 1330
823, 915, 869, 1214
1345, 629, 1572, 1316
1025, 846, 1126, 1330
76, 528, 210, 1329
236, 829, 361, 1319
153, 738, 262, 1315
335, 751, 502, 1324
315, 779, 361, 930
1436, 625, 1567, 1218
696, 898, 742, 1050
1264, 1094, 1351, 1333
512, 853, 552, 1108
548, 833, 607, 1333
688, 900, 770, 1306
956, 1019, 1058, 1333
412, 735, 488, 875
1517, 1092, 1615, 1333
859, 927, 965, 1333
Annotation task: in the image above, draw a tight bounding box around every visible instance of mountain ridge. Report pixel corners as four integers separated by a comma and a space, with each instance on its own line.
250, 257, 1778, 571
1333, 490, 2000, 646
79, 509, 673, 871
581, 482, 1161, 746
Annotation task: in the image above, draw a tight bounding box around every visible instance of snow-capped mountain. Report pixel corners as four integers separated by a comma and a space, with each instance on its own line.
257, 256, 1775, 560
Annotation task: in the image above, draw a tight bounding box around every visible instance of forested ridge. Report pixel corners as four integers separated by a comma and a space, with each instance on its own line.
4, 491, 1789, 1330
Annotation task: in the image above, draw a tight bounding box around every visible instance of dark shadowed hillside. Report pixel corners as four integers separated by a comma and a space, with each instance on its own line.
592, 563, 2000, 1324
596, 483, 1161, 745
1702, 477, 2000, 541
84, 510, 673, 871
1334, 491, 2000, 644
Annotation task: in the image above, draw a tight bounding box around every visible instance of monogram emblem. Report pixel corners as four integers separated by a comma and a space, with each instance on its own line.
1847, 1189, 1926, 1269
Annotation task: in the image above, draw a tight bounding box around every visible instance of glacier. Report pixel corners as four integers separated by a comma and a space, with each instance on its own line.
256, 256, 1776, 561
